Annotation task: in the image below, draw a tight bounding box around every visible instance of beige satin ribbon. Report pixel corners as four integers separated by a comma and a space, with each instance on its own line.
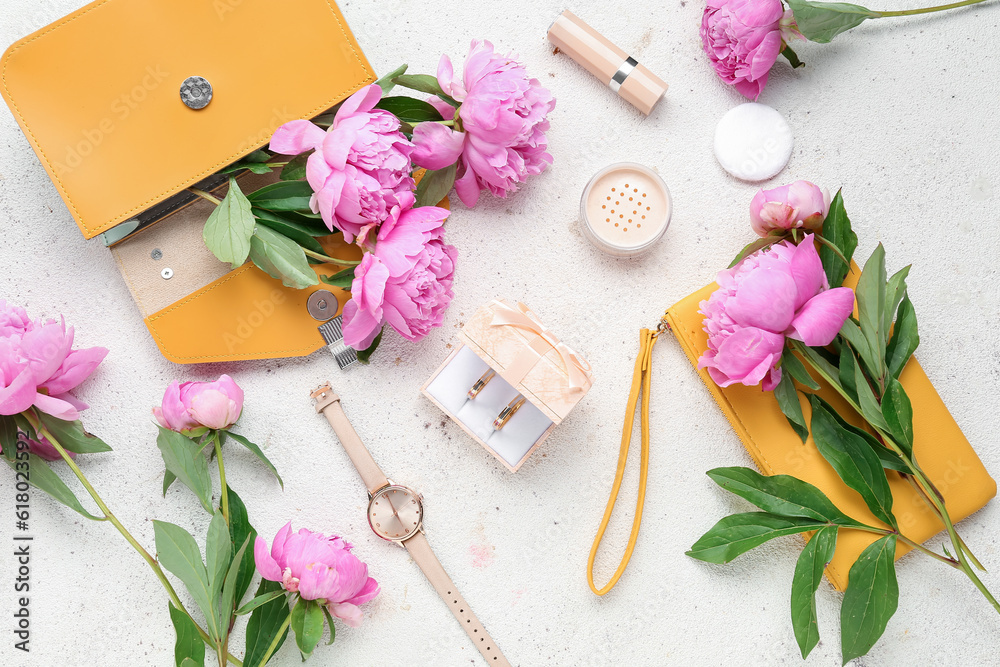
489, 301, 593, 392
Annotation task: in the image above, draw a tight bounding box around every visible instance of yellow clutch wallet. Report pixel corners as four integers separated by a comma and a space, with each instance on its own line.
588, 269, 996, 594
1, 0, 374, 363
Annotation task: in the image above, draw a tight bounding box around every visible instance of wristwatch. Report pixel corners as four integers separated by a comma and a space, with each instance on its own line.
311, 384, 512, 666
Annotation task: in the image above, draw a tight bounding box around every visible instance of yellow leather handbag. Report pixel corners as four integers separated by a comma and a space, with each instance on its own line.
589, 269, 996, 594
1, 0, 374, 363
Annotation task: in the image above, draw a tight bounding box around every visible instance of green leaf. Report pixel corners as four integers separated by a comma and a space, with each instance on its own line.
279, 152, 311, 181
249, 224, 320, 290
236, 590, 286, 616
252, 210, 325, 258
252, 208, 329, 238
203, 178, 255, 270
840, 535, 899, 664
392, 74, 460, 107
886, 295, 919, 380
781, 348, 821, 391
881, 378, 914, 458
356, 327, 383, 364
227, 486, 259, 607
320, 605, 337, 645
786, 0, 877, 43
218, 536, 251, 635
838, 345, 859, 404
415, 163, 457, 207
247, 180, 315, 212
163, 469, 177, 496
321, 267, 356, 290
686, 513, 829, 564
791, 525, 837, 658
839, 318, 877, 380
153, 520, 219, 641
883, 265, 911, 335
728, 236, 781, 269
854, 360, 889, 431
181, 659, 200, 667
818, 190, 858, 287
3, 455, 104, 520
780, 44, 805, 69
37, 414, 112, 453
774, 371, 809, 443
225, 432, 283, 488
810, 396, 908, 473
168, 602, 206, 667
290, 599, 325, 659
376, 96, 445, 123
375, 64, 408, 94
0, 414, 18, 460
244, 580, 290, 667
219, 150, 274, 175
809, 397, 896, 528
856, 244, 887, 378
14, 413, 35, 441
707, 467, 862, 525
156, 427, 214, 515
205, 511, 232, 598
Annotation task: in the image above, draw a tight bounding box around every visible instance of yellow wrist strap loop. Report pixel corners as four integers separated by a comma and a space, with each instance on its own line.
587, 327, 658, 596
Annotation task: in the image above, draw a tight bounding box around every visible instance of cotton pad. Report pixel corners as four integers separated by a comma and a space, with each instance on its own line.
714, 103, 793, 181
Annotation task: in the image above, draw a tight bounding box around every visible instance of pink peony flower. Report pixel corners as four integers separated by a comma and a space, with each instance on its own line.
410, 39, 555, 208
269, 84, 414, 242
254, 523, 380, 628
750, 180, 831, 237
342, 200, 457, 350
698, 236, 855, 390
7, 434, 76, 462
0, 306, 107, 421
700, 0, 786, 100
153, 375, 244, 436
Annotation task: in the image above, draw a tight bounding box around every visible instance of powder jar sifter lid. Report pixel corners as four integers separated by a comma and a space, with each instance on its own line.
580, 163, 672, 257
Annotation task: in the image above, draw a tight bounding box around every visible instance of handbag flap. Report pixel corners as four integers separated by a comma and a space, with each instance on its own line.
0, 0, 374, 239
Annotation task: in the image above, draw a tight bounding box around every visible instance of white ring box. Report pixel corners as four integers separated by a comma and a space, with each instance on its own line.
421, 300, 594, 472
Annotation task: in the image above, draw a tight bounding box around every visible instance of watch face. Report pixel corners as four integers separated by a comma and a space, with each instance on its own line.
367, 485, 423, 541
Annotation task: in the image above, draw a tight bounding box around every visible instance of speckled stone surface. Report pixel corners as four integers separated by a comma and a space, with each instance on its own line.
1, 1, 999, 665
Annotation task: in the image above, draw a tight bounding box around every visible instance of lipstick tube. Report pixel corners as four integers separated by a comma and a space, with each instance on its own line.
547, 10, 667, 115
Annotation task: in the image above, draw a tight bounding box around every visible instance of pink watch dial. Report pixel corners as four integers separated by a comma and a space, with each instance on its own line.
367, 485, 423, 541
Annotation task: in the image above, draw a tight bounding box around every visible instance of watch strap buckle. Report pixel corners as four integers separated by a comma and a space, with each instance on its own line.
311, 383, 341, 413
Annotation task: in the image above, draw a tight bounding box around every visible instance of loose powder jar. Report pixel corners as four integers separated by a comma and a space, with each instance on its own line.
580, 162, 671, 257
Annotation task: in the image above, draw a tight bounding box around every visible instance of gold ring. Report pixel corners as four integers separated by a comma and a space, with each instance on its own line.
467, 369, 497, 400
493, 396, 527, 431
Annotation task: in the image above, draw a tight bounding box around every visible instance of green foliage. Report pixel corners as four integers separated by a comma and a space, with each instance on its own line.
774, 370, 809, 443
168, 602, 206, 667
415, 163, 457, 207
3, 454, 103, 520
781, 348, 820, 391
321, 266, 356, 290
686, 512, 829, 564
376, 96, 445, 124
252, 211, 326, 258
290, 599, 326, 659
375, 64, 408, 94
706, 467, 862, 526
156, 427, 213, 514
786, 0, 877, 43
225, 432, 283, 488
243, 580, 290, 667
153, 520, 220, 642
203, 178, 255, 270
279, 152, 310, 181
227, 486, 259, 606
356, 328, 384, 364
37, 414, 113, 453
392, 74, 460, 107
249, 224, 320, 290
247, 180, 315, 212
791, 525, 837, 658
818, 189, 858, 287
886, 295, 919, 379
840, 535, 899, 664
728, 236, 781, 269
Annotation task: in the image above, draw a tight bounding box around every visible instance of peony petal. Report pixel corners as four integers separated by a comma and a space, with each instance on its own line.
787, 287, 856, 346
270, 522, 294, 566
0, 368, 38, 416
42, 346, 108, 395
270, 120, 326, 155
714, 327, 785, 386
188, 389, 238, 430
344, 576, 380, 607
726, 267, 798, 332
254, 536, 283, 581
328, 602, 364, 628
452, 163, 481, 208
342, 300, 383, 351
411, 123, 466, 171
789, 236, 826, 310
32, 392, 80, 421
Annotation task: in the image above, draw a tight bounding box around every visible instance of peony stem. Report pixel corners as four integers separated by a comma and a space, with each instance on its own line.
301, 248, 362, 266
876, 0, 988, 17
189, 188, 222, 206
789, 341, 1000, 614
214, 431, 229, 525
257, 605, 293, 667
849, 524, 959, 567
24, 411, 244, 666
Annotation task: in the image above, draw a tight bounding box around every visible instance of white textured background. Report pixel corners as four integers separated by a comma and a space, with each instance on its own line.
2, 0, 1000, 665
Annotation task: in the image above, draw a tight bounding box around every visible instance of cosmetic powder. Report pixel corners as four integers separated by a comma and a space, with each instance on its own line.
580, 163, 671, 257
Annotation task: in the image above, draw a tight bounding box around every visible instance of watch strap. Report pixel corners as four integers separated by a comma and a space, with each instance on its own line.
311, 384, 389, 495
404, 531, 511, 667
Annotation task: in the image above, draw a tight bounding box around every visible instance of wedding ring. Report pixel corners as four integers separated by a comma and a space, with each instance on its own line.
467, 369, 497, 400
493, 396, 527, 431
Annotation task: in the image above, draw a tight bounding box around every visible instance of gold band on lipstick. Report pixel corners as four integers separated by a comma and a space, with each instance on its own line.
467, 369, 497, 400
493, 396, 527, 431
